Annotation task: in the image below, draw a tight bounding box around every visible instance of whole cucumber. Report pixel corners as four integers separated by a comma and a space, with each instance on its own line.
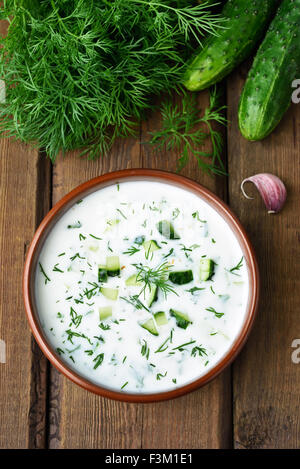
183, 0, 279, 91
239, 0, 300, 141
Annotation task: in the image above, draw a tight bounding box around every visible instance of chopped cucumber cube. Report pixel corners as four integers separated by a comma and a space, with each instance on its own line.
98, 266, 108, 282
147, 284, 158, 307
100, 287, 119, 301
157, 220, 180, 240
141, 318, 159, 336
106, 256, 120, 277
170, 309, 192, 329
169, 270, 193, 285
125, 274, 143, 287
154, 311, 168, 326
99, 306, 112, 320
143, 240, 160, 254
199, 259, 215, 281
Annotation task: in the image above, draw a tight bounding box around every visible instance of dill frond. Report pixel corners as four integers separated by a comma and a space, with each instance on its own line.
147, 86, 227, 176
134, 261, 178, 298
0, 0, 224, 161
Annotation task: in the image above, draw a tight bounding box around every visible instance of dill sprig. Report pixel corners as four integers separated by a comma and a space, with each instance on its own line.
186, 286, 205, 295
53, 263, 64, 273
65, 329, 93, 345
191, 345, 207, 357
99, 322, 111, 331
83, 282, 101, 300
141, 340, 150, 360
39, 262, 51, 284
206, 306, 224, 318
0, 1, 223, 161
155, 337, 170, 353
228, 256, 244, 276
93, 353, 104, 370
123, 246, 141, 256
120, 295, 150, 312
155, 330, 173, 353
69, 307, 82, 329
133, 261, 178, 298
147, 87, 227, 175
156, 371, 167, 380
172, 340, 196, 351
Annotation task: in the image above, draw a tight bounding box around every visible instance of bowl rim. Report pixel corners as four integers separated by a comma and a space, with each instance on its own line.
23, 168, 259, 403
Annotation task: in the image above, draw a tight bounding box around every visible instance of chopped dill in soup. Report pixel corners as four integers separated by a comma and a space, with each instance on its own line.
35, 181, 248, 393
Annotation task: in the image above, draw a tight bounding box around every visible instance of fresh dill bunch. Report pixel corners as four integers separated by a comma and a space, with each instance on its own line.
147, 86, 227, 175
0, 0, 223, 161
134, 261, 177, 298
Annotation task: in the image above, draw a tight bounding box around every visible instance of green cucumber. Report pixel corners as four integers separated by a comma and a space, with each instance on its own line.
99, 306, 112, 320
147, 284, 158, 307
170, 309, 192, 329
183, 0, 279, 91
143, 240, 160, 254
154, 311, 168, 326
100, 287, 119, 301
125, 274, 143, 287
141, 318, 159, 336
238, 0, 300, 140
98, 266, 108, 283
169, 270, 193, 285
157, 220, 180, 240
106, 256, 120, 277
200, 259, 215, 281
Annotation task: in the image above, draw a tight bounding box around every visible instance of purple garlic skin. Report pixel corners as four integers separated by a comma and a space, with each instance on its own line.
241, 173, 287, 214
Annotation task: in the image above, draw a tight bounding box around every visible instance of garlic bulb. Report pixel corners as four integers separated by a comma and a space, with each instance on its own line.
241, 173, 287, 214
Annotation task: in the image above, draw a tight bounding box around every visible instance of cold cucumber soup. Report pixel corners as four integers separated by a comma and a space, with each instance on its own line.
35, 180, 249, 393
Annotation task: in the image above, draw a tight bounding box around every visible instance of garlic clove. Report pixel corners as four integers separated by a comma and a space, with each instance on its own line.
241, 173, 287, 214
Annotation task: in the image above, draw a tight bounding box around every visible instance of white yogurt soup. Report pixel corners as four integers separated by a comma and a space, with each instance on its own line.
35, 180, 249, 393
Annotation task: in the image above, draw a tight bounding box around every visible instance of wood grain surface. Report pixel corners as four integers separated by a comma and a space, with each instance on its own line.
0, 31, 299, 450
227, 65, 300, 449
0, 142, 50, 448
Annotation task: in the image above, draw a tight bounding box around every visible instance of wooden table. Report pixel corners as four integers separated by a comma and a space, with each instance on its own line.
0, 58, 299, 449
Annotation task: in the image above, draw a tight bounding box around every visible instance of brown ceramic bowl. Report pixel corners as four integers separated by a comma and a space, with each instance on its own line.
23, 169, 259, 403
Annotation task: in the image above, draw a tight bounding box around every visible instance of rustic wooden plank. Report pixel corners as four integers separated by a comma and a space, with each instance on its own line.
49, 136, 144, 449
0, 17, 51, 449
139, 91, 231, 449
140, 376, 232, 449
28, 153, 52, 449
227, 66, 300, 448
0, 140, 50, 448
